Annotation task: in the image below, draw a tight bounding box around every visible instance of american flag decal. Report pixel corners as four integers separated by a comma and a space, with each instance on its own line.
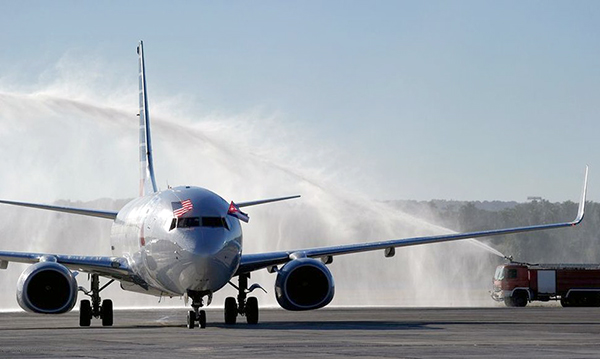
172, 199, 193, 217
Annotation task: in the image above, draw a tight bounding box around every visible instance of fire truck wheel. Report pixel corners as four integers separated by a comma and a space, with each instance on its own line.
512, 292, 528, 307
503, 297, 515, 307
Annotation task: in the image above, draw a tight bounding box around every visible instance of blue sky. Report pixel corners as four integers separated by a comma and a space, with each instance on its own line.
1, 1, 599, 202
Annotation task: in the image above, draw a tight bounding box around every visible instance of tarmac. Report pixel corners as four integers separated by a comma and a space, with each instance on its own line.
0, 307, 599, 358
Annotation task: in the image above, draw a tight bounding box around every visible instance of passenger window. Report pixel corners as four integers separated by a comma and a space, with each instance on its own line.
507, 269, 518, 279
169, 218, 177, 231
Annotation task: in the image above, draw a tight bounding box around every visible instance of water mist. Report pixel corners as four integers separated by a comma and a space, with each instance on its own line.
0, 66, 503, 310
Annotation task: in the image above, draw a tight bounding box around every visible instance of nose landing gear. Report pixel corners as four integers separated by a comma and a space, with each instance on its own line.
186, 290, 211, 329
225, 273, 265, 325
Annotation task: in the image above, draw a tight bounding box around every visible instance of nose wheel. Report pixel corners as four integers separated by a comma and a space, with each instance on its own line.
186, 291, 209, 329
187, 309, 206, 329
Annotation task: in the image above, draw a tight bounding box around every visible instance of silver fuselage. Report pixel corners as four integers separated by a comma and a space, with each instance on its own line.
110, 186, 243, 296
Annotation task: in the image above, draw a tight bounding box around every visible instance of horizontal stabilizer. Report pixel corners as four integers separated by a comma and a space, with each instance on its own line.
0, 199, 118, 220
236, 195, 301, 208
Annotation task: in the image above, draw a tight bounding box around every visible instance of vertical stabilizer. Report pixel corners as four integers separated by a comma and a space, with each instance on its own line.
137, 40, 158, 196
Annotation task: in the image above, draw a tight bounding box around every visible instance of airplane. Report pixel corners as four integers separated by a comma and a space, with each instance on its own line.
0, 41, 589, 329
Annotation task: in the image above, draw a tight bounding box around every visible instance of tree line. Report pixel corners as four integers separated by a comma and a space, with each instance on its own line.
388, 199, 600, 264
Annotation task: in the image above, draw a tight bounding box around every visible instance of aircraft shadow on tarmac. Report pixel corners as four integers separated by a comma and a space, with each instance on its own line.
94, 318, 600, 331
6, 319, 600, 331
0, 321, 435, 331
110, 320, 436, 331
210, 321, 434, 331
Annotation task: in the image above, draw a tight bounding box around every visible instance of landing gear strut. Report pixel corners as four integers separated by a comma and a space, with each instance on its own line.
186, 290, 208, 329
225, 273, 263, 325
78, 274, 114, 327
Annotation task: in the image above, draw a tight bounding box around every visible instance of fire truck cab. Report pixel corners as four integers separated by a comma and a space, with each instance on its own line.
492, 263, 600, 307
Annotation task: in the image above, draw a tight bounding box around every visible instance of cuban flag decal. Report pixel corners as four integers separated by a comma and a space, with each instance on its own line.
228, 201, 249, 223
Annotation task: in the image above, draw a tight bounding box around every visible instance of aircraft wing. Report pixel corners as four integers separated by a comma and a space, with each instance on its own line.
237, 167, 588, 275
0, 251, 142, 284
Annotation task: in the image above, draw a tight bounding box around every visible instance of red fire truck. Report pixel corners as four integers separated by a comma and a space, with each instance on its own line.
492, 262, 600, 307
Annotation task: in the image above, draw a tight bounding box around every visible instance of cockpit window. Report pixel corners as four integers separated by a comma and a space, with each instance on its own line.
201, 217, 229, 230
178, 217, 201, 228
169, 217, 229, 230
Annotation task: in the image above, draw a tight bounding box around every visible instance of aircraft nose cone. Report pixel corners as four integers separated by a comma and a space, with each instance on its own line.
178, 231, 236, 292
180, 229, 226, 256
179, 253, 230, 292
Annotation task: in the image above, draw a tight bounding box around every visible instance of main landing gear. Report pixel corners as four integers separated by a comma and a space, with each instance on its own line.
186, 290, 209, 329
224, 273, 265, 325
185, 275, 265, 329
78, 274, 114, 327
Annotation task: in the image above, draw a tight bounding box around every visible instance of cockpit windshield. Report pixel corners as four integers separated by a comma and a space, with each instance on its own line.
169, 217, 229, 230
178, 217, 200, 228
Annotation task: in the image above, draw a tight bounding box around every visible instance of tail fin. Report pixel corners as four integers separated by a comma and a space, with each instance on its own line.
137, 40, 158, 196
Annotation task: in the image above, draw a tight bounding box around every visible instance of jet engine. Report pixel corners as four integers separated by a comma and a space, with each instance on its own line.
16, 261, 78, 314
275, 258, 335, 311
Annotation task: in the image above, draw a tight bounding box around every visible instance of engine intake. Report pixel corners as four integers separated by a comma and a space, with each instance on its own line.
16, 262, 78, 314
275, 258, 335, 311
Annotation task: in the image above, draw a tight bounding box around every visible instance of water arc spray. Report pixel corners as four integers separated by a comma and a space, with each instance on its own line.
0, 89, 502, 309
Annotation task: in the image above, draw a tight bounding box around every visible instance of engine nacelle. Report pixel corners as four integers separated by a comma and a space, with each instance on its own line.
275, 258, 335, 311
16, 261, 78, 314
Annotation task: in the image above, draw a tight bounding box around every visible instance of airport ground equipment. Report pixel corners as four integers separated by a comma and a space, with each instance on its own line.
492, 262, 600, 307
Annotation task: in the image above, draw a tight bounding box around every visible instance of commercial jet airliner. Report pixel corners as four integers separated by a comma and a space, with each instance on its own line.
0, 41, 589, 329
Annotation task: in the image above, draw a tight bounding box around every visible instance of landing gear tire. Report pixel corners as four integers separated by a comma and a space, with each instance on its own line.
101, 299, 113, 327
199, 310, 207, 329
227, 274, 265, 325
224, 297, 237, 325
79, 274, 115, 327
80, 300, 92, 327
246, 297, 259, 325
186, 291, 210, 329
187, 310, 196, 329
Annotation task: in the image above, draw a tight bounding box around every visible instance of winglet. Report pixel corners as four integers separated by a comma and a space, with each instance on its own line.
573, 165, 588, 225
